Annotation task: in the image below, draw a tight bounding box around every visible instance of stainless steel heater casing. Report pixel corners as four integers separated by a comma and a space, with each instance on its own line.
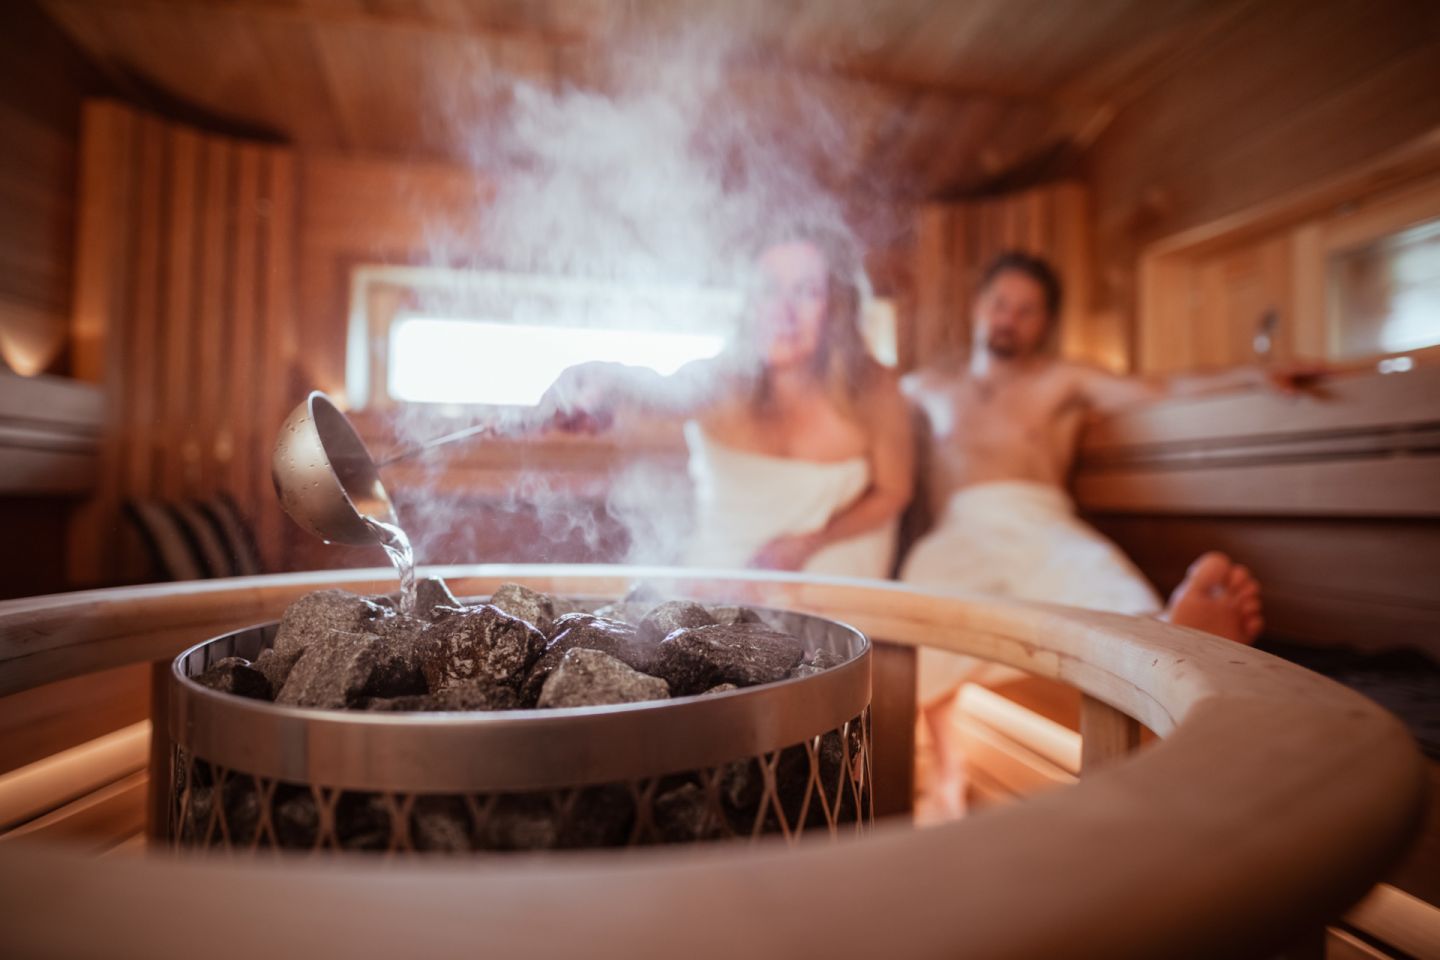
169, 601, 872, 852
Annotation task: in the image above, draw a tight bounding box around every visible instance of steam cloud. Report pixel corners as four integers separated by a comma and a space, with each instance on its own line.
386, 24, 889, 568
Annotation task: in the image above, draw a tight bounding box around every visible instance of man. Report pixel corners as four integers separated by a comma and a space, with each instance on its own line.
902, 251, 1307, 815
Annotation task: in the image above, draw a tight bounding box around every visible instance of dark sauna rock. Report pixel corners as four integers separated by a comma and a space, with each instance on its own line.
544, 610, 627, 642
273, 589, 388, 659
590, 602, 649, 626
817, 730, 847, 796
335, 792, 391, 851
477, 794, 560, 851
559, 785, 634, 848
366, 681, 520, 713
195, 657, 272, 701
701, 682, 739, 696
414, 577, 461, 622
789, 648, 848, 679
720, 758, 762, 815
419, 604, 546, 693
637, 601, 717, 647
488, 582, 558, 635
521, 616, 655, 702
273, 785, 319, 848
222, 776, 262, 845
708, 604, 764, 627
276, 631, 385, 709
361, 624, 429, 699
253, 647, 302, 698
431, 681, 522, 711
652, 782, 720, 843
774, 744, 813, 828
371, 611, 429, 643
411, 796, 471, 853
182, 784, 213, 843
651, 624, 804, 696
536, 648, 670, 709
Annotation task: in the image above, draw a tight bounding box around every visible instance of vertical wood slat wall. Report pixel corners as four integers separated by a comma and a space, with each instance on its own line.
68, 100, 297, 585
906, 182, 1094, 371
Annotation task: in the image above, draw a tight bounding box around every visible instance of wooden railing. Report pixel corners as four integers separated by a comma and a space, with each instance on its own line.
0, 566, 1427, 959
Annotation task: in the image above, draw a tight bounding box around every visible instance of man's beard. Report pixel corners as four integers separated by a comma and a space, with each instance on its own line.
986, 333, 1021, 359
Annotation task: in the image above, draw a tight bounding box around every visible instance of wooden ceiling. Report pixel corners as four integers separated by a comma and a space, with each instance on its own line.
39, 0, 1253, 199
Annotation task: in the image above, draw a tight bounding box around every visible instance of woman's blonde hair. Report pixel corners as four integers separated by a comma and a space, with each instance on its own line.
744, 227, 877, 421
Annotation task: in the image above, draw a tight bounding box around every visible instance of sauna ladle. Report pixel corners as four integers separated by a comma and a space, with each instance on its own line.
271, 391, 544, 546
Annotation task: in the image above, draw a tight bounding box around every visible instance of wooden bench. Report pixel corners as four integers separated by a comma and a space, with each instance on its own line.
1074, 365, 1440, 659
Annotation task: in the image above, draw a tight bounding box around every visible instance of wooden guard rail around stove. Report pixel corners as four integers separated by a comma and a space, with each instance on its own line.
0, 565, 1428, 960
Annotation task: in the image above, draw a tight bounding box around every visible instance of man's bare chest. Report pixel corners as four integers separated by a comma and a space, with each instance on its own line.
929, 376, 1073, 440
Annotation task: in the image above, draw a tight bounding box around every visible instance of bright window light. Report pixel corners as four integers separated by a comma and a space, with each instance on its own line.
388, 317, 727, 406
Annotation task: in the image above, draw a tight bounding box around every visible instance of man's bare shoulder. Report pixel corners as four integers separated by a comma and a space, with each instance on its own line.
1040, 357, 1124, 390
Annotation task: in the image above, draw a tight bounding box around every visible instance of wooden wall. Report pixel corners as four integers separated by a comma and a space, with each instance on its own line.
0, 3, 111, 378
1135, 166, 1440, 374
69, 101, 299, 584
1086, 0, 1440, 370
907, 183, 1109, 371
0, 7, 115, 601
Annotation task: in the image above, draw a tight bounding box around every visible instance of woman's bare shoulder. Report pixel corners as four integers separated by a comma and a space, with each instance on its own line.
858, 362, 911, 418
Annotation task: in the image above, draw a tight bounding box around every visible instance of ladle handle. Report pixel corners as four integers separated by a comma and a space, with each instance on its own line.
377, 408, 617, 468
377, 421, 515, 467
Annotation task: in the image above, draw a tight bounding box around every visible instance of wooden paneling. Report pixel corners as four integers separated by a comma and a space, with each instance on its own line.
0, 3, 112, 377
1136, 166, 1440, 374
1089, 0, 1440, 370
1138, 232, 1293, 373
907, 182, 1104, 371
69, 101, 300, 582
42, 0, 1237, 102
0, 720, 148, 830
0, 664, 149, 778
36, 0, 1246, 200
1092, 0, 1440, 249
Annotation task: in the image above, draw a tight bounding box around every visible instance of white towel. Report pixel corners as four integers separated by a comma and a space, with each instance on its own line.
901, 480, 1162, 703
683, 422, 897, 579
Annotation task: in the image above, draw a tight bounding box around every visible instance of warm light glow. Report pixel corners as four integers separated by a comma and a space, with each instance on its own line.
1376, 355, 1415, 374
0, 301, 68, 377
388, 316, 727, 406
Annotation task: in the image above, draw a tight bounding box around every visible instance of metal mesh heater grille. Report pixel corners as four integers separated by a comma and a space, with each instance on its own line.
169, 602, 872, 852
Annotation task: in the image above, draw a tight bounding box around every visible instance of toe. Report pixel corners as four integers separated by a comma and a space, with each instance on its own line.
1186, 551, 1233, 592
1227, 563, 1255, 592
1244, 614, 1265, 641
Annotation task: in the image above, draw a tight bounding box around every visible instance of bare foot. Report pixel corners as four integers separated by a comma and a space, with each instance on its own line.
914, 697, 968, 825
1161, 551, 1264, 645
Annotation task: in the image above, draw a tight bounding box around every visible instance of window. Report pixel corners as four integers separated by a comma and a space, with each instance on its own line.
1329, 217, 1440, 359
387, 316, 726, 406
349, 265, 898, 410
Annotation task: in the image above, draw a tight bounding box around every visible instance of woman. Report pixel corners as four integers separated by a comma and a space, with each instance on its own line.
541, 232, 913, 576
